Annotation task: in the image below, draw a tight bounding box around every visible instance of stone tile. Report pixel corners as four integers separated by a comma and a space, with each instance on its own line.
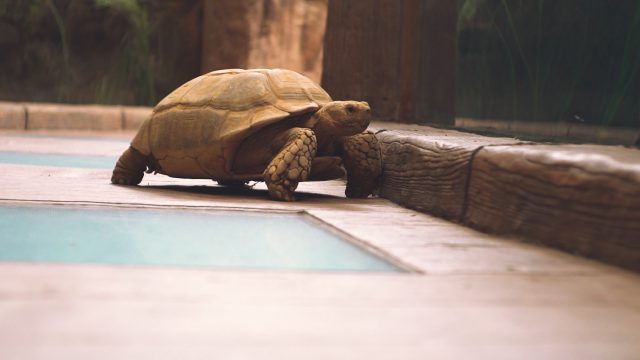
26, 103, 122, 131
0, 102, 26, 129
122, 106, 152, 130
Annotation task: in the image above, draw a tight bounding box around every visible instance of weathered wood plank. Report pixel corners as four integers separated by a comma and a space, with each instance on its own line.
464, 144, 640, 271
374, 123, 522, 219
2, 132, 640, 359
1, 264, 640, 360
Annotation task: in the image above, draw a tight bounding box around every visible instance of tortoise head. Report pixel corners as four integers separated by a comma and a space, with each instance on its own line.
316, 101, 371, 136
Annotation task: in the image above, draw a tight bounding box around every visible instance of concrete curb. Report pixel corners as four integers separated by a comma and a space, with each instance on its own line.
0, 101, 151, 131
374, 122, 640, 272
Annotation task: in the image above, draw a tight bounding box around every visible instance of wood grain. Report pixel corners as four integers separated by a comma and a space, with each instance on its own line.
464, 144, 640, 271
375, 124, 523, 220
375, 123, 640, 271
1, 264, 640, 360
2, 131, 640, 359
0, 264, 640, 360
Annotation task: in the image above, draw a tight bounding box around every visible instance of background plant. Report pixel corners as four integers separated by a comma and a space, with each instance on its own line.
0, 0, 199, 105
457, 0, 640, 128
0, 0, 72, 101
94, 0, 156, 105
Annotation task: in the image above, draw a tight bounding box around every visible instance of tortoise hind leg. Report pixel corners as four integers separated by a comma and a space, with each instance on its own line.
111, 146, 149, 185
263, 128, 317, 201
340, 131, 382, 198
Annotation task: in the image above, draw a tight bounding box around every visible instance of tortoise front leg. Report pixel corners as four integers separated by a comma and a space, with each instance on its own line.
339, 131, 382, 198
263, 128, 317, 201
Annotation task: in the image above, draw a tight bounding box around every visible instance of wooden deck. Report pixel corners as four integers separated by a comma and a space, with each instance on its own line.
1, 131, 639, 359
373, 122, 640, 271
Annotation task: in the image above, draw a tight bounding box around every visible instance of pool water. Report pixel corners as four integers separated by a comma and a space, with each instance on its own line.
0, 205, 402, 272
0, 152, 117, 169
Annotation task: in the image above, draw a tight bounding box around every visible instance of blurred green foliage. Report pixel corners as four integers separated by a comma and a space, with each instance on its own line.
0, 1, 40, 24
0, 0, 71, 101
457, 0, 640, 127
94, 0, 155, 105
0, 0, 199, 106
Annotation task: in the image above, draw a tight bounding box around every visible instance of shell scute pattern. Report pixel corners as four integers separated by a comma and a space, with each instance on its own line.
148, 69, 330, 147
154, 75, 206, 112
132, 69, 333, 179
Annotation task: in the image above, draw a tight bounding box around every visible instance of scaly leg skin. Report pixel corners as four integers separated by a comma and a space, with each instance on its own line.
309, 156, 345, 181
263, 128, 317, 201
111, 146, 148, 185
340, 131, 382, 198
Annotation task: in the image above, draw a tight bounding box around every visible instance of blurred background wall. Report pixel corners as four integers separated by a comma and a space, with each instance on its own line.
457, 0, 640, 129
0, 0, 638, 133
0, 0, 327, 106
0, 0, 202, 105
321, 0, 456, 125
201, 0, 326, 83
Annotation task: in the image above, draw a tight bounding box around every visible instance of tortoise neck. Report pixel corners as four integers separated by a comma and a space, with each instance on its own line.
307, 109, 335, 142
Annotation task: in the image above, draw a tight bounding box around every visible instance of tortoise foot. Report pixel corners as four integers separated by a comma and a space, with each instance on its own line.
111, 146, 148, 186
341, 131, 382, 198
263, 128, 317, 201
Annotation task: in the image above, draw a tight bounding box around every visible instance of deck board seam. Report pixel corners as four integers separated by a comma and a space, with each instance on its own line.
459, 144, 484, 223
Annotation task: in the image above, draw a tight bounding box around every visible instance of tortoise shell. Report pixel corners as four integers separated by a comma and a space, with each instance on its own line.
130, 68, 332, 179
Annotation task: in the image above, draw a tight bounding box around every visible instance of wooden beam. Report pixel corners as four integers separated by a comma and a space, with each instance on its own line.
322, 0, 456, 125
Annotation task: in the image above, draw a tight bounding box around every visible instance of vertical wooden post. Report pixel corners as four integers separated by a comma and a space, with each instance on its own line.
322, 0, 456, 125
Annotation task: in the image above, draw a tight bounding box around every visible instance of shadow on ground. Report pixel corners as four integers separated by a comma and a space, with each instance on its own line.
135, 183, 340, 202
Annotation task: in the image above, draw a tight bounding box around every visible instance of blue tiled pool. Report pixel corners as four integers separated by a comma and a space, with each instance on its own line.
0, 205, 402, 272
0, 152, 117, 169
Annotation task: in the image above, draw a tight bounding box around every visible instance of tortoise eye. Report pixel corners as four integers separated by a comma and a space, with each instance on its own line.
346, 105, 355, 113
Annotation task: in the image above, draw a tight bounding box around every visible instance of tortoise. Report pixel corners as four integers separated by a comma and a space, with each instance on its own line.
111, 68, 381, 201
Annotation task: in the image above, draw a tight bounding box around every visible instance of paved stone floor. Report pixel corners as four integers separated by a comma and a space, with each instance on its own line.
1, 131, 639, 359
